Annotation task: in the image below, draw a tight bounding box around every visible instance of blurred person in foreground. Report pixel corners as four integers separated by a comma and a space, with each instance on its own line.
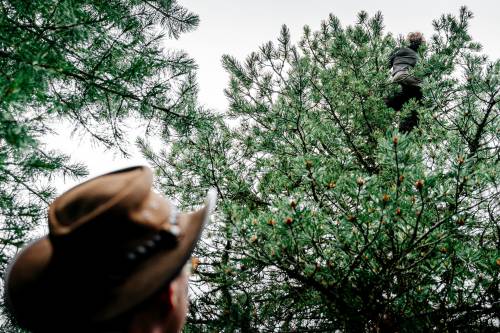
387, 32, 425, 133
5, 166, 217, 333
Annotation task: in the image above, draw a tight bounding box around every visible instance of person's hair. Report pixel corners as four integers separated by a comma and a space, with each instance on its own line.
407, 32, 425, 51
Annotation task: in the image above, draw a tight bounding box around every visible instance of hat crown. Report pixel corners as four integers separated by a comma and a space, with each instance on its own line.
55, 170, 138, 226
49, 166, 152, 237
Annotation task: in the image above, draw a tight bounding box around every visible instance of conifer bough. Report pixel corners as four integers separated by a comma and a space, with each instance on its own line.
142, 7, 499, 332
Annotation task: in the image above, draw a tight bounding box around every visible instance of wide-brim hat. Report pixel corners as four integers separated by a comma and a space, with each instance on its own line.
5, 166, 216, 331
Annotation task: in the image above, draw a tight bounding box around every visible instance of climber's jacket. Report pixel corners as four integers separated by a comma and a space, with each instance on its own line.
388, 47, 419, 76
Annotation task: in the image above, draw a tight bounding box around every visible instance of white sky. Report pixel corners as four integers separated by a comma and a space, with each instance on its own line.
170, 0, 499, 112
48, 0, 500, 191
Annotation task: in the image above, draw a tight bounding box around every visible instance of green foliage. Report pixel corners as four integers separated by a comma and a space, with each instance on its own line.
0, 1, 199, 330
143, 7, 499, 332
0, 0, 200, 146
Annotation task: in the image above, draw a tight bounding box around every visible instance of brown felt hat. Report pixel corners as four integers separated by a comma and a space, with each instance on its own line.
5, 166, 216, 331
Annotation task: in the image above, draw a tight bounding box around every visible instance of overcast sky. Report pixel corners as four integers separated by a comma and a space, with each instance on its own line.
169, 0, 499, 112
49, 0, 500, 191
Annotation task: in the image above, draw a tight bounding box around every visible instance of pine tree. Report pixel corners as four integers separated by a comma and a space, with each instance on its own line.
142, 7, 499, 332
0, 1, 199, 330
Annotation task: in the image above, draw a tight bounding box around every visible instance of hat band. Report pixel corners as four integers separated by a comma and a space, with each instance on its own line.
105, 208, 179, 282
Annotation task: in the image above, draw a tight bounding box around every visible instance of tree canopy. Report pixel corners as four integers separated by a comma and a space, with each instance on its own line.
141, 7, 499, 332
1, 2, 499, 332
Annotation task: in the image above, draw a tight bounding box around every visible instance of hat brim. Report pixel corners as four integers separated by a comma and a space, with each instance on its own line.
6, 189, 217, 327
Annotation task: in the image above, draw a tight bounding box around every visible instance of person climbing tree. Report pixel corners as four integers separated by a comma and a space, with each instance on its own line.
387, 32, 425, 133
